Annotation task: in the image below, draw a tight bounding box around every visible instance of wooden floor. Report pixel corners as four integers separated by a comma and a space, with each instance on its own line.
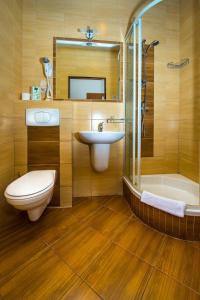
0, 196, 200, 299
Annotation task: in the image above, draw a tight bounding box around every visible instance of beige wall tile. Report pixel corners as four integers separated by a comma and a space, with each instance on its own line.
0, 0, 22, 198
91, 102, 124, 120
72, 140, 92, 197
60, 142, 72, 164
72, 175, 92, 197
59, 101, 73, 118
0, 117, 13, 144
60, 163, 72, 187
72, 119, 91, 137
60, 118, 72, 141
73, 102, 92, 120
0, 168, 14, 199
14, 142, 27, 165
14, 118, 27, 141
178, 0, 200, 182
91, 174, 123, 196
0, 143, 14, 175
140, 0, 181, 175
60, 186, 72, 207
14, 165, 28, 178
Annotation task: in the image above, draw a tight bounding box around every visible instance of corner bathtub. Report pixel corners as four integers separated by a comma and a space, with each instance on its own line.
123, 174, 200, 240
141, 174, 199, 209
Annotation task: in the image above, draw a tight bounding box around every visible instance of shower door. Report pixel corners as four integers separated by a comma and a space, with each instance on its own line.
124, 20, 142, 190
124, 28, 133, 182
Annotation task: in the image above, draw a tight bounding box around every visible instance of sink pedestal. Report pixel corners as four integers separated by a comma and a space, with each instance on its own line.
90, 144, 110, 172
78, 131, 124, 173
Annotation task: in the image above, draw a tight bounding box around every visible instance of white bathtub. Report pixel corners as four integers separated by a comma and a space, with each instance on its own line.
141, 174, 199, 206
124, 174, 200, 216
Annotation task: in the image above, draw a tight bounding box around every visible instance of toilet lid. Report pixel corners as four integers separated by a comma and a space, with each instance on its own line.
6, 170, 56, 197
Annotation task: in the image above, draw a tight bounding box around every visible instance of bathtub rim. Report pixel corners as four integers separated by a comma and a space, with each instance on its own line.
123, 176, 200, 216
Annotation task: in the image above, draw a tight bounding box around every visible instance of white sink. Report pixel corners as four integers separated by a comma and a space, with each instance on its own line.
79, 131, 124, 144
78, 131, 124, 172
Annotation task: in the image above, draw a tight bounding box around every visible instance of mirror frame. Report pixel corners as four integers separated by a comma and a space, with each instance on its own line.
53, 37, 123, 102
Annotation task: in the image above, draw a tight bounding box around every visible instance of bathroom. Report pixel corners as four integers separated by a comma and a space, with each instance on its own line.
0, 0, 200, 298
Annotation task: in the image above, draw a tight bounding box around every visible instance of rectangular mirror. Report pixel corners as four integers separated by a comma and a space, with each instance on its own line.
53, 38, 122, 101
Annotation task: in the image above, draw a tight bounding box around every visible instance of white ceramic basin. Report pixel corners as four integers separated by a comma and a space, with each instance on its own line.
78, 131, 124, 172
79, 131, 124, 144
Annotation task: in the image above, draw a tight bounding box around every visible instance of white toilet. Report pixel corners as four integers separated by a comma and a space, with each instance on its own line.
4, 170, 56, 221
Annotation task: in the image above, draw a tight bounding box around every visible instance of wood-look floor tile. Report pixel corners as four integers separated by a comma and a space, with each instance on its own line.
0, 248, 77, 300
31, 208, 78, 245
155, 236, 200, 293
188, 241, 200, 249
84, 243, 152, 300
52, 223, 109, 276
0, 201, 27, 233
140, 269, 200, 300
113, 218, 165, 266
71, 197, 106, 221
0, 223, 47, 282
2, 196, 200, 299
103, 195, 133, 216
83, 206, 130, 239
61, 278, 101, 300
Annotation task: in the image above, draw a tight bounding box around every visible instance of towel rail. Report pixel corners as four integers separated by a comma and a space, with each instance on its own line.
106, 118, 125, 123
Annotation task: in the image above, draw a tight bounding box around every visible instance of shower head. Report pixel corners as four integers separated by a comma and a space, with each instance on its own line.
150, 40, 159, 47
144, 40, 159, 54
150, 40, 160, 47
41, 57, 50, 63
40, 57, 52, 78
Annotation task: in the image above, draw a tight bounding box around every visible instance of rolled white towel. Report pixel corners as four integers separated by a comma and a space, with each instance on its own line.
141, 190, 186, 218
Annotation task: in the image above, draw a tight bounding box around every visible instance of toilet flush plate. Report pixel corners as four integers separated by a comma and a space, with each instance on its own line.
26, 108, 60, 126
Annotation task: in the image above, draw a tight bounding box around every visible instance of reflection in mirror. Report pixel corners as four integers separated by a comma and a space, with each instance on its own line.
54, 38, 122, 101
68, 76, 106, 100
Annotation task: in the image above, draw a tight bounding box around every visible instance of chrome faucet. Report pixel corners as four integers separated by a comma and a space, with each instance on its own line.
98, 122, 104, 132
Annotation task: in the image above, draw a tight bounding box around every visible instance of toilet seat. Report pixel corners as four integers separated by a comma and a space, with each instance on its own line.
5, 170, 56, 200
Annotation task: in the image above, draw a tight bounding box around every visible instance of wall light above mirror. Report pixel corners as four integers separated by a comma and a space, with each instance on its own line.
53, 37, 123, 102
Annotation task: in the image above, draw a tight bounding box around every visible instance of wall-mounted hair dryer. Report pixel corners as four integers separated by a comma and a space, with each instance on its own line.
40, 57, 53, 99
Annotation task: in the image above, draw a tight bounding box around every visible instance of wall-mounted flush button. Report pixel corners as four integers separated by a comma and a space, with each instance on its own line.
26, 108, 60, 126
34, 112, 50, 123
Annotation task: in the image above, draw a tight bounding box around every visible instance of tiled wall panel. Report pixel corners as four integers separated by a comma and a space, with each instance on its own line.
179, 0, 200, 182
14, 101, 73, 207
141, 0, 180, 174
0, 0, 22, 200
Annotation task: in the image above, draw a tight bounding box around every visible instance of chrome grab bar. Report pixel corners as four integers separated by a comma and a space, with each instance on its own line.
106, 117, 125, 123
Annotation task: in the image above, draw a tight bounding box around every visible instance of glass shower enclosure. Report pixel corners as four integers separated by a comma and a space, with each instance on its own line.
124, 0, 200, 208
124, 21, 141, 190
124, 0, 163, 191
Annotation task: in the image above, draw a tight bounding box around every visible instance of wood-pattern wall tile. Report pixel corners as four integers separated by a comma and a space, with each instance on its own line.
28, 141, 60, 165
28, 126, 59, 141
